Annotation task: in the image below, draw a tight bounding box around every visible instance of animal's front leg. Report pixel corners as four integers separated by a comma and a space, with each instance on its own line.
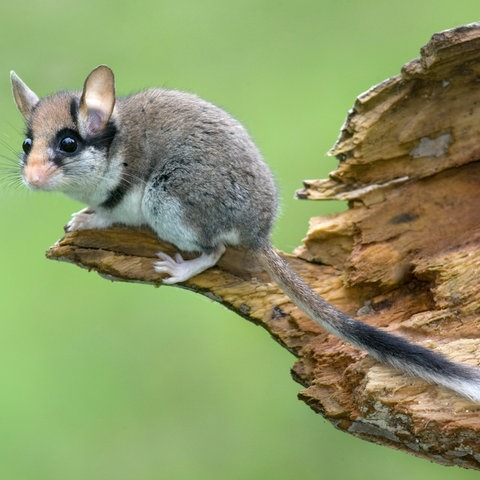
66, 207, 115, 232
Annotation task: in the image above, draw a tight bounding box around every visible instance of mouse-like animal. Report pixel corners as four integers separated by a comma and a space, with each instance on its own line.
10, 65, 480, 402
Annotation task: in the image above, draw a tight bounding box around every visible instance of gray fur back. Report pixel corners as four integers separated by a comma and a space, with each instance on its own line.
114, 89, 278, 250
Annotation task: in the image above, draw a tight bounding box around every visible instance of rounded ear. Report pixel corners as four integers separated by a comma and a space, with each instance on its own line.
10, 71, 39, 119
78, 65, 116, 138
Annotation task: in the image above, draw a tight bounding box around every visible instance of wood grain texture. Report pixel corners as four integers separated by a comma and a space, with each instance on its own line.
47, 23, 480, 469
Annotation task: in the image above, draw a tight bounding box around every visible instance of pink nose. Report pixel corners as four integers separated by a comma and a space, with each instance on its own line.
23, 161, 54, 189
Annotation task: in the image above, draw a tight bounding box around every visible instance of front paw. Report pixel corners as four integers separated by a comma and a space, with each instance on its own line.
66, 208, 111, 232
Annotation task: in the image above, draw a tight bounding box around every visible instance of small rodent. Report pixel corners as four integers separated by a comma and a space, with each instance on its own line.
11, 65, 480, 402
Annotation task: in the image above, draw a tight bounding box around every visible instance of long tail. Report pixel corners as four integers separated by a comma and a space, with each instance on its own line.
255, 243, 480, 402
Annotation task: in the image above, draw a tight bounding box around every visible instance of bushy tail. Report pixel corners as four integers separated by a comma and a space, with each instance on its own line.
256, 244, 480, 402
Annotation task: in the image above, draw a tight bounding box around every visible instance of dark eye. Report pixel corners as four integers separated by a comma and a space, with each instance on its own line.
22, 137, 32, 154
59, 136, 78, 153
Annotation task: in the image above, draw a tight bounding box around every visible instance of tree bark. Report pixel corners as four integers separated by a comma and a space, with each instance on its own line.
47, 23, 480, 469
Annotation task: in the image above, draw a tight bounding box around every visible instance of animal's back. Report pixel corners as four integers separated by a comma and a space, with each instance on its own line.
117, 88, 279, 250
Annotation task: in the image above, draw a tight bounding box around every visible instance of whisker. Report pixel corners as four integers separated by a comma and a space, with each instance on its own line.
0, 131, 27, 191
0, 168, 24, 190
0, 139, 20, 157
0, 155, 19, 167
58, 158, 149, 188
119, 170, 148, 186
0, 155, 22, 190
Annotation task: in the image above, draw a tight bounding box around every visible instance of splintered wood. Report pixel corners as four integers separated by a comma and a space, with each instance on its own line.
47, 24, 480, 469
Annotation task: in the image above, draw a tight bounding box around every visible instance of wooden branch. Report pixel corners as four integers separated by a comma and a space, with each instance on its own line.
47, 23, 480, 469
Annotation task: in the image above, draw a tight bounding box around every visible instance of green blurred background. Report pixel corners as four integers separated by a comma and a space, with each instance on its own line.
0, 1, 478, 478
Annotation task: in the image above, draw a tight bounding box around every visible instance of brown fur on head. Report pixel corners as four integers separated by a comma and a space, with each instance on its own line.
10, 67, 118, 192
18, 92, 78, 190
